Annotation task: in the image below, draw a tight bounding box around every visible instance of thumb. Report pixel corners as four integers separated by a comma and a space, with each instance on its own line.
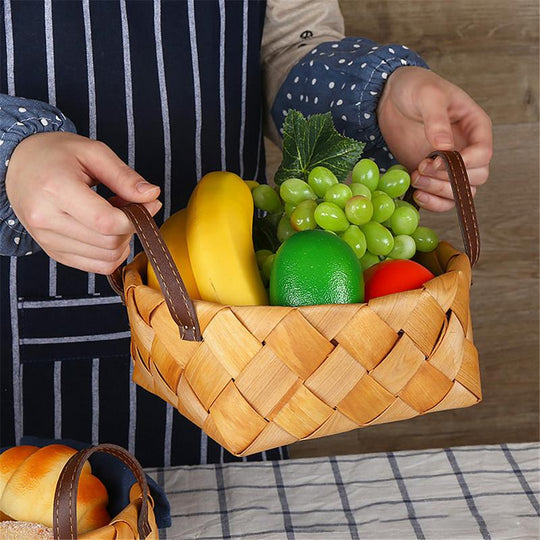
81, 141, 160, 203
420, 91, 455, 151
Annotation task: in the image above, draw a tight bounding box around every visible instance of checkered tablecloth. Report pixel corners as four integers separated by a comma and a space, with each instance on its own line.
145, 443, 539, 539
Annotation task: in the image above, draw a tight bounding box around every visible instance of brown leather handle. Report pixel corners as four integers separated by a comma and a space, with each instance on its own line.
53, 443, 152, 540
107, 204, 202, 342
404, 150, 480, 266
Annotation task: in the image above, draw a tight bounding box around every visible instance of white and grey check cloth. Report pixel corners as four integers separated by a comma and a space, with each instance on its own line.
145, 443, 539, 539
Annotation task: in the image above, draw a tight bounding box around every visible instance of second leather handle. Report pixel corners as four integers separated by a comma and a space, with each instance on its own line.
405, 150, 480, 266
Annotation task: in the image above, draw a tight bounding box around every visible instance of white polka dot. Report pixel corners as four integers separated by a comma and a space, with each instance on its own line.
372, 46, 379, 50
0, 140, 3, 146
25, 251, 32, 255
381, 72, 388, 79
338, 58, 346, 64
380, 168, 387, 173
402, 45, 409, 50
294, 76, 299, 83
305, 96, 309, 103
14, 237, 20, 245
351, 84, 356, 90
348, 61, 354, 66
361, 63, 367, 68
282, 110, 287, 116
56, 115, 61, 121
331, 43, 339, 48
353, 44, 360, 48
311, 48, 318, 54
279, 127, 284, 134
341, 115, 347, 121
300, 95, 304, 101
286, 93, 292, 100
370, 91, 378, 96
336, 99, 343, 106
367, 51, 373, 55
309, 60, 314, 66
7, 219, 15, 226
18, 107, 27, 113
328, 81, 335, 89
369, 135, 376, 141
401, 59, 408, 65
364, 113, 371, 119
16, 122, 23, 126
314, 97, 319, 104
383, 146, 388, 151
311, 78, 317, 85
324, 64, 329, 70
40, 118, 49, 126
388, 153, 394, 159
330, 100, 334, 107
389, 48, 395, 54
5, 159, 9, 167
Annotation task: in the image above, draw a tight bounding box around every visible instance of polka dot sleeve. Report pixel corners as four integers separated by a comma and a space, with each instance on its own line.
0, 94, 76, 256
271, 37, 429, 172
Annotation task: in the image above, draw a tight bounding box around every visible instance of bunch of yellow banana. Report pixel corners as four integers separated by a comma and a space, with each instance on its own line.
147, 171, 268, 306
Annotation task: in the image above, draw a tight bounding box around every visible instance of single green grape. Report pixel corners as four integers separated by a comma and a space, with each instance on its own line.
279, 178, 317, 205
371, 192, 395, 223
314, 202, 349, 232
390, 206, 420, 235
350, 182, 372, 199
262, 253, 276, 281
324, 183, 353, 208
395, 198, 420, 215
360, 221, 395, 256
290, 200, 317, 231
351, 158, 379, 191
277, 214, 297, 243
378, 169, 411, 198
359, 251, 380, 271
308, 166, 338, 198
340, 225, 367, 259
387, 163, 408, 172
284, 202, 296, 217
388, 235, 416, 260
252, 184, 282, 214
344, 196, 373, 225
255, 249, 273, 269
411, 226, 439, 252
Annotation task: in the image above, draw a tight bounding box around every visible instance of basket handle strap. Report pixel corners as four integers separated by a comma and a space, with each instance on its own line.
404, 150, 480, 266
107, 204, 202, 342
53, 443, 152, 540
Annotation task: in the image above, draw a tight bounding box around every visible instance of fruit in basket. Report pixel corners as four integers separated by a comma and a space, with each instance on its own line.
363, 259, 435, 301
146, 208, 200, 299
270, 230, 364, 306
186, 171, 268, 306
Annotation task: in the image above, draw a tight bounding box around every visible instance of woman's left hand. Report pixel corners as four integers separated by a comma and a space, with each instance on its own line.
377, 66, 492, 212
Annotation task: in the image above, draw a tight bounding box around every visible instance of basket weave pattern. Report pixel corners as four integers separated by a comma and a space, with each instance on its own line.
122, 241, 481, 457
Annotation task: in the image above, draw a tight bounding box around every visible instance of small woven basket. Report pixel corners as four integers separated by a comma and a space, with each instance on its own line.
108, 150, 482, 457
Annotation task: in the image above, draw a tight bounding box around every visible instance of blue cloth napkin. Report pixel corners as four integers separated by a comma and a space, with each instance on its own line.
0, 437, 171, 529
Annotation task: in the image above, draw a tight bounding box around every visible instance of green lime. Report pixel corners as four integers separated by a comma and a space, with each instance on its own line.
269, 230, 364, 306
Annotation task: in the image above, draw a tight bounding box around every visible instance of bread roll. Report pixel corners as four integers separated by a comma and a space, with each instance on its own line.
0, 445, 110, 534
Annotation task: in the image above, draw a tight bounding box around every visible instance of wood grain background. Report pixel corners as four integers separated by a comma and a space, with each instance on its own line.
264, 0, 540, 457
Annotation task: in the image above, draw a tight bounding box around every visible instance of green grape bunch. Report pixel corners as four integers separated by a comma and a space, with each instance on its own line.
252, 157, 440, 280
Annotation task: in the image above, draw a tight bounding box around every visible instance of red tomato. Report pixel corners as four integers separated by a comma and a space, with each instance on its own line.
364, 260, 435, 301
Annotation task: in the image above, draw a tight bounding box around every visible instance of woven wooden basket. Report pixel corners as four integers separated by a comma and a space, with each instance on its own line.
108, 150, 482, 457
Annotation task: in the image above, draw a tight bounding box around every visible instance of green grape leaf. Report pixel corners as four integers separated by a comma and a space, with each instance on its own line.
274, 110, 365, 185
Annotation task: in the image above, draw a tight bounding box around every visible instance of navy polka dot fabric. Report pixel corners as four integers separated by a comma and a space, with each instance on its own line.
272, 37, 429, 172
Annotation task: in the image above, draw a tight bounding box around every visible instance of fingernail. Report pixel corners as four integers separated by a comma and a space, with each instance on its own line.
432, 134, 453, 148
414, 191, 429, 204
137, 181, 159, 194
418, 162, 435, 175
433, 157, 444, 170
412, 175, 430, 188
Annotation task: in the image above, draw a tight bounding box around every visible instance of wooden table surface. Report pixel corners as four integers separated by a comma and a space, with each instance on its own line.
264, 0, 539, 458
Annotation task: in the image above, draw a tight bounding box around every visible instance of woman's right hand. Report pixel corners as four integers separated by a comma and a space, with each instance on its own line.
5, 132, 162, 274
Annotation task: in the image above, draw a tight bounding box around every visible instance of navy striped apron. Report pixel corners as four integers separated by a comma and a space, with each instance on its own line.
0, 0, 283, 467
